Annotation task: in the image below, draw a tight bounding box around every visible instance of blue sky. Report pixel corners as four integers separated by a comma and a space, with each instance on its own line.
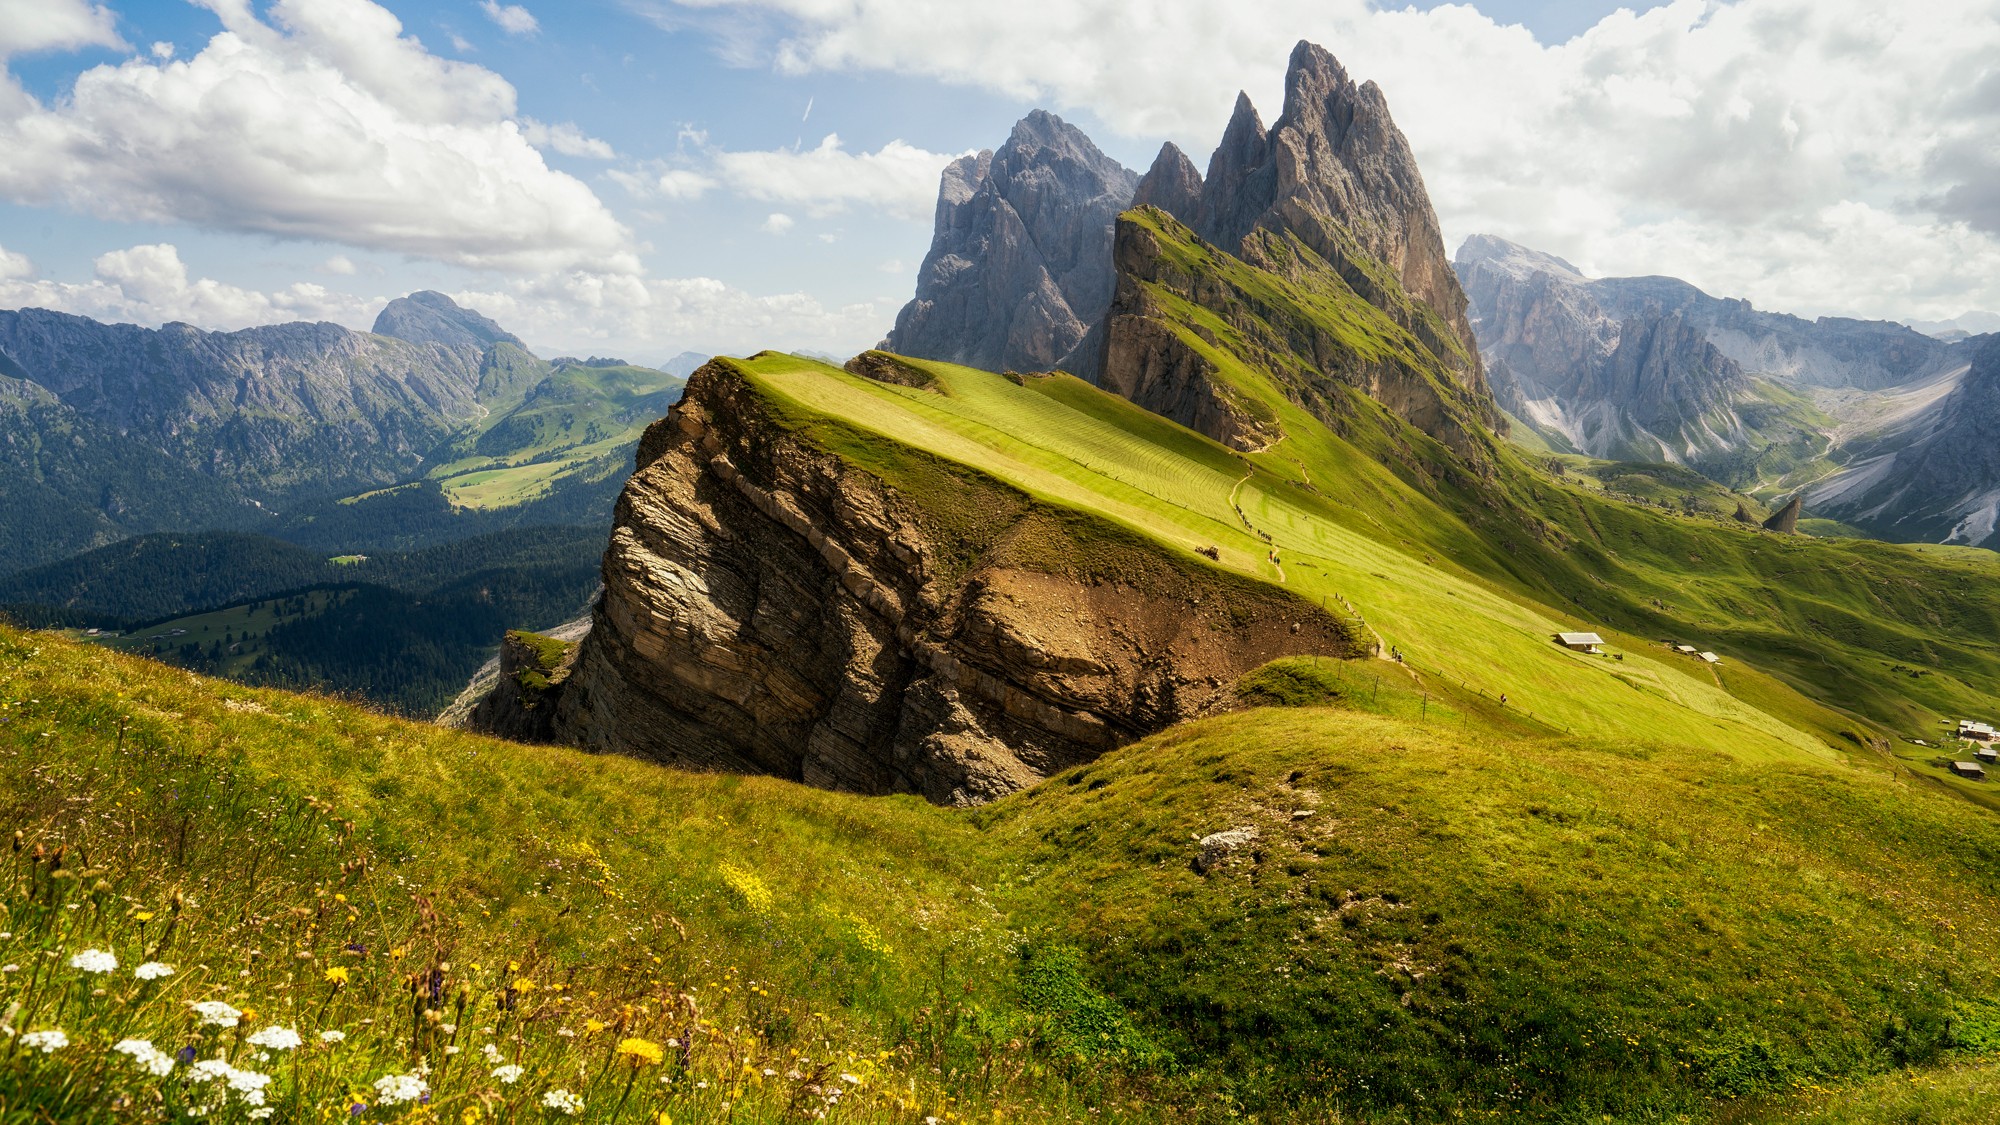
0, 0, 1994, 360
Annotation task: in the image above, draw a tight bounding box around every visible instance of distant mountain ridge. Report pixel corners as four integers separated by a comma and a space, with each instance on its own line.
0, 293, 681, 574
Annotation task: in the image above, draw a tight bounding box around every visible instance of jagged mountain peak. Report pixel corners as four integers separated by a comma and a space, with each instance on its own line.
373, 290, 525, 355
1132, 141, 1203, 219
883, 111, 1137, 379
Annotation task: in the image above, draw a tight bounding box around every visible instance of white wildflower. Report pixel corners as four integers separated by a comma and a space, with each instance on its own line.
492, 1064, 524, 1084
188, 1059, 233, 1084
481, 1043, 502, 1063
69, 949, 117, 974
227, 1067, 272, 1105
1, 965, 17, 973
840, 1073, 860, 1084
541, 1088, 584, 1115
191, 1000, 243, 1028
318, 1030, 346, 1043
20, 1029, 68, 1053
245, 1026, 303, 1051
134, 961, 175, 981
373, 1072, 429, 1105
248, 1111, 274, 1121
114, 1038, 175, 1076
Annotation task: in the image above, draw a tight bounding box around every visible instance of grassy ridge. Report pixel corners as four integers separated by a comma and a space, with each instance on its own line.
8, 627, 2000, 1121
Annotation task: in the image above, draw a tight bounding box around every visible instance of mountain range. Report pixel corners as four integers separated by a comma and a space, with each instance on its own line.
0, 291, 683, 574
20, 36, 2000, 1125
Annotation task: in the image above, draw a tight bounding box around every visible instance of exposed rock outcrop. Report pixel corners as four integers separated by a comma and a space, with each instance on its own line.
1101, 43, 1501, 460
510, 358, 1363, 805
884, 112, 1138, 380
1763, 495, 1803, 534
1130, 43, 1491, 406
455, 629, 582, 742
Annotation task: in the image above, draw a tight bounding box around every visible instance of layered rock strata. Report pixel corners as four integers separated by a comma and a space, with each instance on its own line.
511, 358, 1363, 805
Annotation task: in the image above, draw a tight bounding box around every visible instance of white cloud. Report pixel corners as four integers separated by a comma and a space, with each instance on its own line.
520, 117, 616, 159
452, 269, 896, 357
0, 0, 632, 272
149, 41, 174, 59
322, 254, 357, 275
0, 244, 33, 281
668, 0, 2000, 322
0, 0, 124, 59
479, 0, 539, 36
713, 133, 964, 221
760, 212, 795, 234
0, 242, 383, 329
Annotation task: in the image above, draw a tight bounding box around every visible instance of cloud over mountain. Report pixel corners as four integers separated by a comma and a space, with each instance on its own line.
0, 0, 631, 272
667, 0, 2000, 323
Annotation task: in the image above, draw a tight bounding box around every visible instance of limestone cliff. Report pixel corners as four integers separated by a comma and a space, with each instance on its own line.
488, 357, 1364, 805
1128, 42, 1492, 412
884, 112, 1137, 380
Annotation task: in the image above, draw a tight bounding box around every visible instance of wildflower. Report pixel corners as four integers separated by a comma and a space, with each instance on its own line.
177, 1046, 198, 1064
69, 949, 117, 974
584, 1018, 606, 1034
135, 911, 155, 921
190, 1059, 234, 1085
247, 1026, 303, 1051
228, 1067, 274, 1106
541, 1089, 584, 1115
20, 1029, 68, 1053
115, 1038, 176, 1076
319, 1030, 347, 1043
481, 1043, 502, 1063
492, 1064, 525, 1084
840, 1073, 861, 1085
324, 966, 350, 986
617, 1038, 665, 1066
373, 1073, 429, 1105
1, 965, 17, 973
134, 961, 175, 981
192, 1000, 244, 1028
512, 977, 536, 993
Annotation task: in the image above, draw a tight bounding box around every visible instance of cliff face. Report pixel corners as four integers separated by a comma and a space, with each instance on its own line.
1455, 235, 1833, 482
521, 358, 1363, 805
1808, 335, 2000, 545
884, 112, 1138, 380
1128, 42, 1492, 411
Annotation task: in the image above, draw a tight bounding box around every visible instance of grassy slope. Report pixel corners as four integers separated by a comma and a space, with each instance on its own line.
1108, 215, 2000, 799
427, 360, 684, 510
10, 625, 2000, 1122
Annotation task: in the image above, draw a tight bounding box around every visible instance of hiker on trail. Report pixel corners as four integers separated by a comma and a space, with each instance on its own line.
1499, 693, 1507, 706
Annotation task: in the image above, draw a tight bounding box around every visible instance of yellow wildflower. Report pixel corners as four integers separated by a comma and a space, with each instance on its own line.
617, 1037, 665, 1066
584, 1019, 606, 1035
325, 966, 350, 986
461, 1108, 482, 1124
512, 978, 536, 994
135, 911, 155, 922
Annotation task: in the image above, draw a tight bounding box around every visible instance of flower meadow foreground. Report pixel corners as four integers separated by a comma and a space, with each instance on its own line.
0, 642, 1131, 1123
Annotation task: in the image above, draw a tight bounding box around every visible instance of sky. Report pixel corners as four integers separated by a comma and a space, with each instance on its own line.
0, 0, 1995, 364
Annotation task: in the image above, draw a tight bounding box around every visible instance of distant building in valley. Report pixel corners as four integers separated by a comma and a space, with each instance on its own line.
1556, 632, 1605, 654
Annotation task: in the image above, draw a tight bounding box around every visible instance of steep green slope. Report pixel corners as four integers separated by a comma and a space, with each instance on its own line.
1101, 213, 2000, 775
425, 355, 685, 511
9, 627, 2000, 1122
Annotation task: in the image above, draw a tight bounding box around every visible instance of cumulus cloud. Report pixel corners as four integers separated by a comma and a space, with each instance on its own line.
760, 212, 795, 234
322, 254, 357, 275
663, 0, 2000, 321
520, 117, 617, 159
0, 242, 384, 329
0, 0, 632, 272
479, 0, 539, 36
0, 0, 124, 59
713, 133, 964, 221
